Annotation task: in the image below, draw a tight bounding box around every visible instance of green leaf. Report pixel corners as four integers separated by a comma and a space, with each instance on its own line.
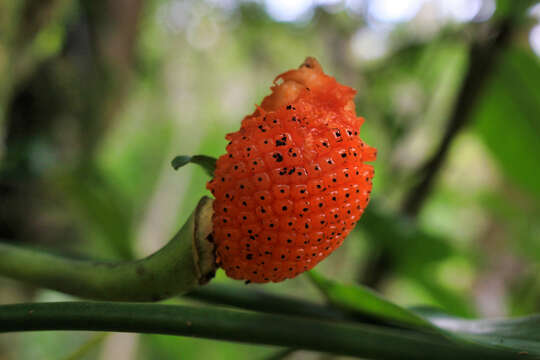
307, 270, 436, 331
171, 155, 217, 177
415, 307, 540, 355
308, 270, 540, 356
474, 48, 540, 199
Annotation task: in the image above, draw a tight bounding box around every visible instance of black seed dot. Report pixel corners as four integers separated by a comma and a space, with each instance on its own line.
341, 153, 347, 158
273, 153, 284, 162
282, 206, 288, 211
286, 105, 292, 109
287, 239, 292, 243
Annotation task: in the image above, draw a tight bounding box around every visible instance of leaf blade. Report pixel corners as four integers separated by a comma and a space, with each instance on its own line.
171, 155, 217, 177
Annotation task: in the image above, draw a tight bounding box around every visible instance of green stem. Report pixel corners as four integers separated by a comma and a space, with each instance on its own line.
0, 197, 216, 301
188, 283, 351, 322
0, 302, 516, 360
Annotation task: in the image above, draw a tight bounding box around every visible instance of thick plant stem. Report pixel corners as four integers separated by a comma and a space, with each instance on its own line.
188, 283, 351, 321
0, 197, 216, 301
0, 302, 517, 360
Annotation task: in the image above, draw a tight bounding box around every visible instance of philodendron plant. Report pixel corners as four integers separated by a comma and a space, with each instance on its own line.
1, 58, 540, 360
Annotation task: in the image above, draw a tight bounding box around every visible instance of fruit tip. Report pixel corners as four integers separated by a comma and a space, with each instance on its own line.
300, 57, 323, 72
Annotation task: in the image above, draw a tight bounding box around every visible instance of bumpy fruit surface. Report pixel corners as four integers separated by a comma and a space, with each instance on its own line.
207, 57, 376, 283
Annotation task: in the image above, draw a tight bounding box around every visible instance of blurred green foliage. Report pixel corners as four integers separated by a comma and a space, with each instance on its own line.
1, 0, 540, 359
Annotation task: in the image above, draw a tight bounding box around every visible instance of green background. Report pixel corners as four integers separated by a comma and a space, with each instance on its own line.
1, 0, 540, 359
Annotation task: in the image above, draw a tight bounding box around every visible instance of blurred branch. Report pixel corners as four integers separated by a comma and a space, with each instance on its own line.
361, 12, 525, 289
401, 20, 515, 217
0, 197, 216, 301
0, 302, 517, 360
0, 0, 69, 152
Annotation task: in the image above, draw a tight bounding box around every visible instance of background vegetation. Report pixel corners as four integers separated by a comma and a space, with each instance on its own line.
1, 0, 540, 359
